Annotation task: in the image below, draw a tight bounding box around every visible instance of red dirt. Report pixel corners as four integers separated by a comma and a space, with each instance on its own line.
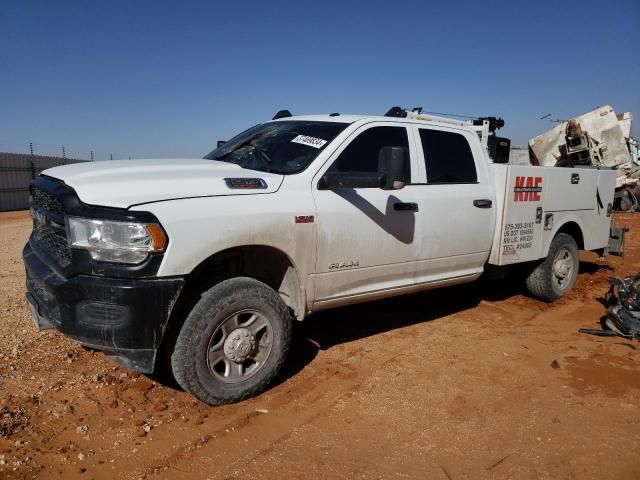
0, 213, 639, 479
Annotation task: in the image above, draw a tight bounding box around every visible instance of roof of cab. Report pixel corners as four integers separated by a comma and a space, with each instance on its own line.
270, 113, 472, 131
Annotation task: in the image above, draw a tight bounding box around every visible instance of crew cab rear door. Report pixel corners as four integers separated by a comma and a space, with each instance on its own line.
410, 124, 496, 283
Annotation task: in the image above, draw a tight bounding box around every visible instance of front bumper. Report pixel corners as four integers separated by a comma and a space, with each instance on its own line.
23, 242, 184, 373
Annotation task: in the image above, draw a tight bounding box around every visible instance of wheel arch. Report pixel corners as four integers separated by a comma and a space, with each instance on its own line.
180, 244, 305, 320
156, 245, 304, 379
544, 218, 585, 256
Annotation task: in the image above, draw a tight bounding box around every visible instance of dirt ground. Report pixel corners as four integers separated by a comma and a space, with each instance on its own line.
0, 210, 639, 480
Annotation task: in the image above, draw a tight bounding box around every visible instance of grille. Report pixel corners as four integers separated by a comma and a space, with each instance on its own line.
31, 187, 64, 215
30, 187, 72, 266
33, 222, 72, 266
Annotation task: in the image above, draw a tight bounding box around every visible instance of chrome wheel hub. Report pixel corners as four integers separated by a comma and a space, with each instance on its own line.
206, 309, 273, 384
223, 327, 256, 363
552, 247, 574, 290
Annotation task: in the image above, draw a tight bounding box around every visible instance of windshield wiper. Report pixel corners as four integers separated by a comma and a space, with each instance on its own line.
214, 138, 273, 173
213, 132, 262, 159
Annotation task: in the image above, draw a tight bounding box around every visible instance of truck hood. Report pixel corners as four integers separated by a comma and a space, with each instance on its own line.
42, 159, 285, 208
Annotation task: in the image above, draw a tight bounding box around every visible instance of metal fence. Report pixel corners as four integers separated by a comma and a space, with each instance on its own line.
0, 152, 90, 211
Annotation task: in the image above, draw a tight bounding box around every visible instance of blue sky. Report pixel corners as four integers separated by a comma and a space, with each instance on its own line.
1, 0, 638, 160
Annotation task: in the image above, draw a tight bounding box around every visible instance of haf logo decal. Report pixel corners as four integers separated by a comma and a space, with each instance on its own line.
514, 176, 542, 202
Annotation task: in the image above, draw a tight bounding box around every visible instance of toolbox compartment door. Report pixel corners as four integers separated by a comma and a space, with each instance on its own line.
543, 168, 598, 212
587, 169, 617, 250
492, 166, 545, 266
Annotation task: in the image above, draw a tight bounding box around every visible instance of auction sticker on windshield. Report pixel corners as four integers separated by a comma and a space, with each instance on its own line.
291, 135, 327, 149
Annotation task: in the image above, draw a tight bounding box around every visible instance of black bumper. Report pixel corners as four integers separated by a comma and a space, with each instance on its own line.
23, 243, 184, 373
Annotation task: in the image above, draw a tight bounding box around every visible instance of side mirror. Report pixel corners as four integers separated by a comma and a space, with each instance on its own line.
378, 146, 408, 190
319, 172, 386, 190
217, 140, 226, 148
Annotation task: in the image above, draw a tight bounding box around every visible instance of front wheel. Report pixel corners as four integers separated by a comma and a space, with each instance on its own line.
525, 233, 579, 302
170, 277, 293, 406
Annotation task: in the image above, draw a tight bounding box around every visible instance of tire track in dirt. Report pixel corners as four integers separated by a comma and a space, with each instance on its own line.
131, 298, 549, 479
127, 336, 435, 478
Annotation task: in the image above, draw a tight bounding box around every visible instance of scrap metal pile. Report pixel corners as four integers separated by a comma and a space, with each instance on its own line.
579, 275, 640, 340
604, 275, 640, 339
528, 106, 640, 211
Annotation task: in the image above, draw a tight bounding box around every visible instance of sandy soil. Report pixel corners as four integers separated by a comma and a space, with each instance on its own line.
0, 211, 638, 480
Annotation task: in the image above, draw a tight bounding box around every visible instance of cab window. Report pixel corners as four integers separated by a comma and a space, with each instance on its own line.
328, 126, 410, 183
419, 129, 477, 184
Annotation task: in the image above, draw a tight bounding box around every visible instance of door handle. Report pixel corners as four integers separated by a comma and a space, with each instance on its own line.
473, 199, 492, 208
393, 202, 419, 212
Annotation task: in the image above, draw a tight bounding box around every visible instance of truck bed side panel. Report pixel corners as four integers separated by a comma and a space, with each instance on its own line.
489, 165, 544, 265
540, 168, 616, 254
489, 165, 615, 266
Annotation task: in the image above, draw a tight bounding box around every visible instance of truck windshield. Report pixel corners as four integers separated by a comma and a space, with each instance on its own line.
203, 120, 349, 174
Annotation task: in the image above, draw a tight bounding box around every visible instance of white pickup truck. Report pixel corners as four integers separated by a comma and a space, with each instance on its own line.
23, 107, 620, 405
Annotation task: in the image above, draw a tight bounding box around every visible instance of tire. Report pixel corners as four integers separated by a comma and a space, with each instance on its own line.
170, 277, 293, 406
525, 233, 579, 302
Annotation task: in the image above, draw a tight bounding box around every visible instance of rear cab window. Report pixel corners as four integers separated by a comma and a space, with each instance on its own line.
418, 128, 477, 184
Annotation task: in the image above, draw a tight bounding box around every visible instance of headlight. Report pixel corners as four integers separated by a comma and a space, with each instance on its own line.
67, 217, 167, 264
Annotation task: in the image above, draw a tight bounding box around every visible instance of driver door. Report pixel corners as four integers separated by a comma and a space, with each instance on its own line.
311, 123, 424, 304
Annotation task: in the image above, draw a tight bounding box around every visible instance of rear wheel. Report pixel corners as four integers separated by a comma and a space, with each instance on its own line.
170, 277, 293, 405
525, 233, 579, 302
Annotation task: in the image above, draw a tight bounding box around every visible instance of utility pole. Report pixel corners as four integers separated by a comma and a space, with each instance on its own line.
29, 143, 36, 179
62, 146, 66, 159
90, 150, 94, 161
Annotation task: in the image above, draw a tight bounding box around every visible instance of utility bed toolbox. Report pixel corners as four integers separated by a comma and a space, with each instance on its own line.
488, 165, 616, 266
